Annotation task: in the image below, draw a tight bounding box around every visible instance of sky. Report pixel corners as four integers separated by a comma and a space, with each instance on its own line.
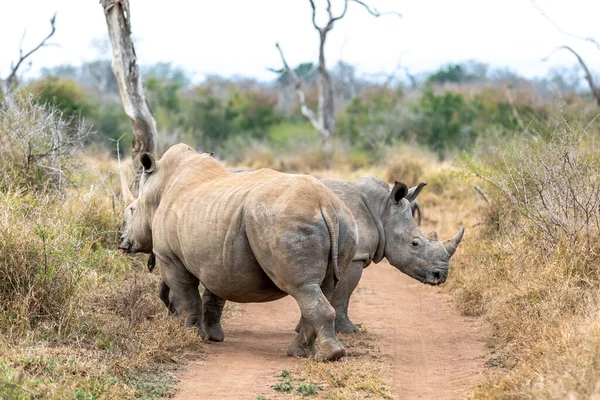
0, 0, 599, 83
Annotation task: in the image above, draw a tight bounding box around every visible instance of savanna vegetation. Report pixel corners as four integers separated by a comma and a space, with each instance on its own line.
2, 17, 600, 399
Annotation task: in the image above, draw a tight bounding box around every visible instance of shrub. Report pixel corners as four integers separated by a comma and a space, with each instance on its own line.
450, 117, 600, 398
0, 97, 87, 193
0, 99, 204, 398
27, 77, 92, 119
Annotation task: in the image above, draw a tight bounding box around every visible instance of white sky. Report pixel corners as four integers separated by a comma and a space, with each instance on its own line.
1, 0, 599, 83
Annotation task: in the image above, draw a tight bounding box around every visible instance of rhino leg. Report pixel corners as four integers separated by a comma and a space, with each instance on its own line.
201, 288, 226, 342
331, 260, 363, 334
287, 275, 346, 362
159, 258, 206, 338
159, 280, 181, 315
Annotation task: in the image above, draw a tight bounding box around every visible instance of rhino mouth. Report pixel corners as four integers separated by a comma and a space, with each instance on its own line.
119, 234, 133, 253
423, 269, 447, 285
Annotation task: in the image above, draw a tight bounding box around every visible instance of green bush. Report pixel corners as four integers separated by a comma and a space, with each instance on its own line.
27, 77, 92, 119
413, 89, 477, 158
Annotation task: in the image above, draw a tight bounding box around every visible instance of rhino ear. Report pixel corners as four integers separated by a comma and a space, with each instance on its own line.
140, 153, 156, 173
391, 182, 408, 203
406, 182, 427, 202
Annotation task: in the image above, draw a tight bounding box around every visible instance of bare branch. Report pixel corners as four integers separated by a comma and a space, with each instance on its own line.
6, 13, 57, 87
326, 0, 349, 30
274, 43, 321, 131
349, 0, 402, 18
308, 0, 319, 31
531, 0, 600, 50
544, 45, 600, 106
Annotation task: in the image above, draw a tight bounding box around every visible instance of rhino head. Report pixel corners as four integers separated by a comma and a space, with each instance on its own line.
381, 181, 464, 285
119, 152, 158, 254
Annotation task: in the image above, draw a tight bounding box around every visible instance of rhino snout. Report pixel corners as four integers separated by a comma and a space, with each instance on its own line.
427, 268, 448, 285
119, 234, 133, 253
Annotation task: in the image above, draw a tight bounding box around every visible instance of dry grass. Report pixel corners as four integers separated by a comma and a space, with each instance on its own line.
267, 332, 391, 399
0, 168, 205, 399
446, 120, 600, 399
0, 100, 205, 399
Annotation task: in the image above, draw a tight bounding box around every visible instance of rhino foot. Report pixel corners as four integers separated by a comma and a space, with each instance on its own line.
287, 342, 310, 358
314, 339, 346, 362
184, 315, 201, 329
202, 322, 225, 342
335, 318, 361, 335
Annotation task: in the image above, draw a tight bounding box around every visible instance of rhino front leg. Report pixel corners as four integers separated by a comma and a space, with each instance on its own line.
331, 260, 363, 334
201, 288, 226, 342
159, 280, 180, 315
159, 257, 206, 338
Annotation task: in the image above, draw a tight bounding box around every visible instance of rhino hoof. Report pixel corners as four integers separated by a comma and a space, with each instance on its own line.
335, 320, 361, 335
287, 343, 309, 358
203, 324, 225, 342
314, 340, 346, 362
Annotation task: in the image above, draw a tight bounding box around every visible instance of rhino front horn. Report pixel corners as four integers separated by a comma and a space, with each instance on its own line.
443, 226, 465, 257
118, 148, 135, 206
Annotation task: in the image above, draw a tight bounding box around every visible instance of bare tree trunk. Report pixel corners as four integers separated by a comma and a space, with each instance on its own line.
274, 0, 400, 151
101, 0, 157, 160
317, 31, 334, 150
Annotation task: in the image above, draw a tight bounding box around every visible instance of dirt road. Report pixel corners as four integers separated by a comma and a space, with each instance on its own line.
172, 260, 485, 399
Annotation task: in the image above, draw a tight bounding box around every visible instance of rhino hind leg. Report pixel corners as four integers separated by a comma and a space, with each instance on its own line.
331, 260, 364, 334
288, 279, 346, 362
201, 288, 226, 342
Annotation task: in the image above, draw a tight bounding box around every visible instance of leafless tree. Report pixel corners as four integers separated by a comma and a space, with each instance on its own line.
100, 0, 158, 161
274, 0, 401, 150
532, 0, 600, 107
0, 14, 57, 108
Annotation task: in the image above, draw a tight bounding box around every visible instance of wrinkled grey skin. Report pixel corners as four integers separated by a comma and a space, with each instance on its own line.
121, 144, 358, 361
158, 176, 464, 339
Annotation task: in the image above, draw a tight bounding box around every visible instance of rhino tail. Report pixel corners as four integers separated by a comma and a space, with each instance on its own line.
320, 204, 341, 282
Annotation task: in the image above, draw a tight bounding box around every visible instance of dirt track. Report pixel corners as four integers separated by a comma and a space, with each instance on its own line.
172, 261, 485, 399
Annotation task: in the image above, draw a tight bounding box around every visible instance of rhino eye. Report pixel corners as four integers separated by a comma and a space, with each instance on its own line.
411, 240, 419, 247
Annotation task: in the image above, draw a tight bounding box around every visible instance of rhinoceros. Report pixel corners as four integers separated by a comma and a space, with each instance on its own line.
156, 175, 464, 339
119, 143, 359, 361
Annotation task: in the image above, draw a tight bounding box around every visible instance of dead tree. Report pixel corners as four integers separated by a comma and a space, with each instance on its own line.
0, 14, 57, 108
532, 0, 600, 107
101, 0, 158, 160
274, 0, 401, 150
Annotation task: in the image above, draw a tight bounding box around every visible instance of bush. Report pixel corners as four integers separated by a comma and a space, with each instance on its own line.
450, 117, 600, 398
0, 97, 87, 193
0, 99, 204, 398
27, 77, 92, 119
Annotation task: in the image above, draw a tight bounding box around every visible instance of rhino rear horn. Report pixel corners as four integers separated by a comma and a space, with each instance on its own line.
406, 182, 427, 202
427, 231, 438, 241
443, 226, 465, 257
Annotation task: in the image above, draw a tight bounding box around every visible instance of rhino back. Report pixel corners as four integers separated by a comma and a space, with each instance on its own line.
152, 169, 355, 302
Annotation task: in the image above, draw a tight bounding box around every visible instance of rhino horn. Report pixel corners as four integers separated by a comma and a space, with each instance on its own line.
118, 147, 134, 206
406, 182, 427, 202
442, 226, 465, 257
427, 231, 438, 241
